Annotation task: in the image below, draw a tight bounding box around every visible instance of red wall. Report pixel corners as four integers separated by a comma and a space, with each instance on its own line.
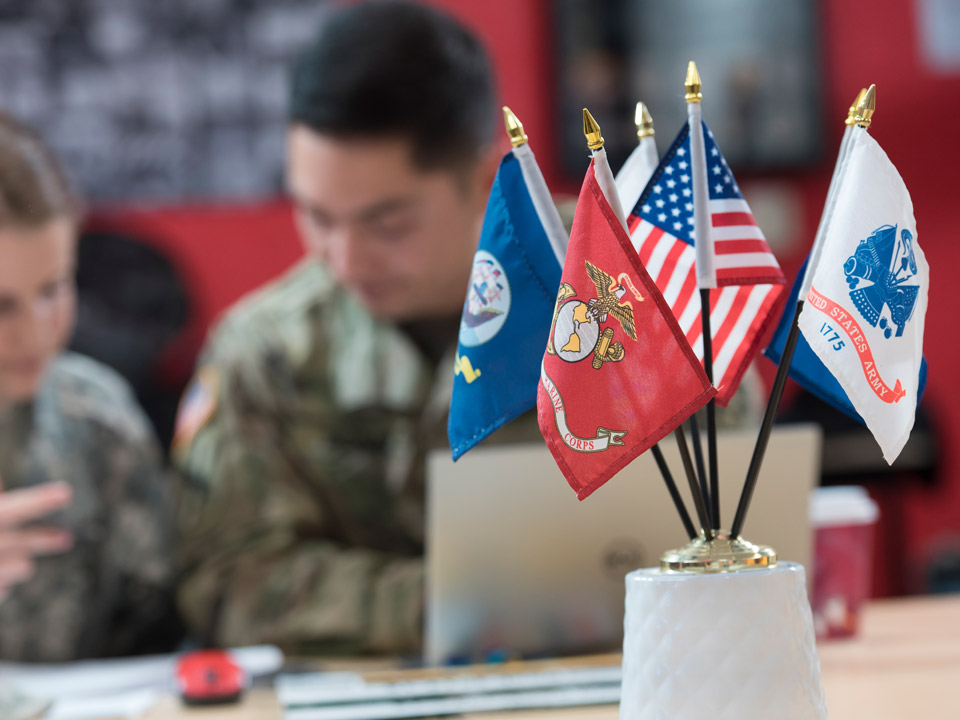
426, 0, 561, 181
87, 202, 303, 382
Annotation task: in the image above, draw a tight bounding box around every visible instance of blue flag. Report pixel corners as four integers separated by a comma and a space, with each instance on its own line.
765, 256, 928, 424
448, 146, 565, 459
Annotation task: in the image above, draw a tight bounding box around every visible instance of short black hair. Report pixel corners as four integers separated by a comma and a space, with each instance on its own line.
291, 1, 496, 171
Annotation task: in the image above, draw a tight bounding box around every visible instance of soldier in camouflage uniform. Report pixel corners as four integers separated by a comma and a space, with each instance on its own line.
0, 355, 175, 661
0, 114, 175, 661
173, 2, 541, 655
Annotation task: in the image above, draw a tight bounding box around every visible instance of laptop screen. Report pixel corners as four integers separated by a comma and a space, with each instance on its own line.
425, 424, 820, 665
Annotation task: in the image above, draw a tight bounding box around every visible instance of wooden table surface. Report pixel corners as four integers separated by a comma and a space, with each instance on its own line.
145, 594, 960, 720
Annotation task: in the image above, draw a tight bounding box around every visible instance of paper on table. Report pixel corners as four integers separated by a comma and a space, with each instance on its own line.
45, 689, 160, 720
0, 681, 51, 720
0, 645, 283, 719
0, 645, 283, 701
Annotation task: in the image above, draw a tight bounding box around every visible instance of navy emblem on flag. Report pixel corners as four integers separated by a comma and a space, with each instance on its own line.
459, 250, 511, 347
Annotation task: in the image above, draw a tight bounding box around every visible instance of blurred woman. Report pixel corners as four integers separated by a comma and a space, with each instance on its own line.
0, 113, 177, 661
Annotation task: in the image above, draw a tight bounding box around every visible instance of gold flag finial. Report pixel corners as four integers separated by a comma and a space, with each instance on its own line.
845, 88, 867, 126
684, 61, 702, 103
502, 106, 528, 147
635, 101, 655, 141
853, 84, 876, 128
583, 108, 604, 150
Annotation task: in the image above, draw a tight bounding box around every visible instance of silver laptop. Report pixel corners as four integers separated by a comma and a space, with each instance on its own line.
425, 423, 821, 665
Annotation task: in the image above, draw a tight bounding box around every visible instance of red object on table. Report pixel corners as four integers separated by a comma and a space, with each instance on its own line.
176, 649, 247, 706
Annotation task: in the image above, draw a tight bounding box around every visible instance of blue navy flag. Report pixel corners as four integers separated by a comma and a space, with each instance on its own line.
448, 144, 566, 459
765, 256, 928, 424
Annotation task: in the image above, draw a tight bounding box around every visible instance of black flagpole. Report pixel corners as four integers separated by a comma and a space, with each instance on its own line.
700, 289, 720, 531
729, 301, 803, 538
674, 424, 712, 537
688, 408, 710, 522
651, 444, 698, 540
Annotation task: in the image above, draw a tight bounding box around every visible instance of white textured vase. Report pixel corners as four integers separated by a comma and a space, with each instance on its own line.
620, 562, 828, 720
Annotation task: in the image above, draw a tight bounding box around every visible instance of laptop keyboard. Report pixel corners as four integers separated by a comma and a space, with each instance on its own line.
278, 664, 622, 719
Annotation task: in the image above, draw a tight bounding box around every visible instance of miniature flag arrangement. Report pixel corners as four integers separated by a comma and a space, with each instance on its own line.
448, 67, 928, 549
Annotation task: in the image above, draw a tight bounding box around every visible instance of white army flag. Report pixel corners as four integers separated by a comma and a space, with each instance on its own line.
798, 129, 928, 463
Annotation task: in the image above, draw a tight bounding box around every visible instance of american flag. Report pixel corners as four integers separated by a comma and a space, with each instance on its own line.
627, 121, 785, 405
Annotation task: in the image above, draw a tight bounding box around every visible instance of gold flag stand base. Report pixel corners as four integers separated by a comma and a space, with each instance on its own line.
660, 531, 777, 573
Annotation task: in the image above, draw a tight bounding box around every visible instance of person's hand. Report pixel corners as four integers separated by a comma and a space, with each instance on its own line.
0, 478, 73, 602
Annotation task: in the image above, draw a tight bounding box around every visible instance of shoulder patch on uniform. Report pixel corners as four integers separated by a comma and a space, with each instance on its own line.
172, 367, 220, 453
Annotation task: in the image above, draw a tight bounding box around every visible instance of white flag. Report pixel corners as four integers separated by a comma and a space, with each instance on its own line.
798, 129, 928, 463
615, 136, 658, 217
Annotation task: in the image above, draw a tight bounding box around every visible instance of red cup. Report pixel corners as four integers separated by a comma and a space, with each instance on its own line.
809, 486, 879, 639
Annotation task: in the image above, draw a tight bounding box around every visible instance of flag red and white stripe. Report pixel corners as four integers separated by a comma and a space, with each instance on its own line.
626, 121, 785, 404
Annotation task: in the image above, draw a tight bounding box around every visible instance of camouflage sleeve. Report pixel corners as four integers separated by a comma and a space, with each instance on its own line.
97, 389, 179, 657
174, 326, 423, 656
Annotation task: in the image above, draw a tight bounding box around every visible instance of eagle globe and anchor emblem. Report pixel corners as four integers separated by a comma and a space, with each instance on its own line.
541, 260, 644, 455
548, 261, 642, 368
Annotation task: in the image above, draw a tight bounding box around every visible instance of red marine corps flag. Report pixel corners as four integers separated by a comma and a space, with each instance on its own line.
538, 110, 715, 500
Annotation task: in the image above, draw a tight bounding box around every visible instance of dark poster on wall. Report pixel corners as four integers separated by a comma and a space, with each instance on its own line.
553, 0, 823, 181
0, 0, 332, 203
